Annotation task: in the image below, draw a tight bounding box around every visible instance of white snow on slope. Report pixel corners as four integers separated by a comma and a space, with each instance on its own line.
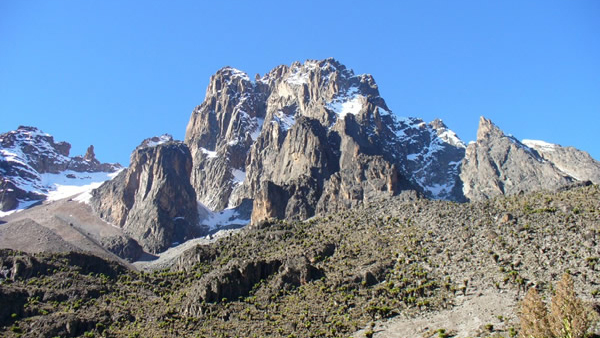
45, 170, 120, 202
200, 147, 219, 158
327, 87, 364, 118
0, 169, 122, 216
0, 199, 40, 217
438, 129, 466, 148
0, 148, 29, 167
522, 139, 557, 152
224, 67, 250, 82
286, 61, 319, 85
144, 134, 172, 147
287, 70, 309, 85
250, 118, 264, 140
273, 111, 296, 131
231, 168, 246, 184
197, 202, 249, 231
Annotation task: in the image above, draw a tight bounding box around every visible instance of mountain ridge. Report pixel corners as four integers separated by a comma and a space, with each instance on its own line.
2, 59, 600, 255
0, 126, 121, 213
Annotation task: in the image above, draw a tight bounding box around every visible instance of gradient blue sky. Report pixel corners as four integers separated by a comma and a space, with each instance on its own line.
2, 1, 599, 165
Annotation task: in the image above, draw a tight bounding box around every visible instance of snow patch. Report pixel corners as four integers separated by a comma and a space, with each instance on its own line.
426, 183, 453, 197
250, 118, 264, 140
286, 61, 319, 85
200, 147, 219, 159
0, 149, 28, 167
327, 87, 364, 119
66, 168, 125, 204
522, 139, 557, 152
43, 170, 120, 202
231, 169, 246, 184
197, 202, 249, 231
273, 111, 296, 131
378, 107, 392, 116
145, 135, 172, 147
0, 199, 40, 217
287, 70, 309, 85
438, 129, 466, 148
224, 67, 250, 81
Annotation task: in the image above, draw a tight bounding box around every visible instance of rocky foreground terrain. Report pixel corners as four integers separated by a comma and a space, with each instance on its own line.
1, 184, 599, 337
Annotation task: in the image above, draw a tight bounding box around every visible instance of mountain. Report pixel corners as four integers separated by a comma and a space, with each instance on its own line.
460, 117, 599, 201
0, 126, 121, 213
185, 58, 600, 224
184, 58, 467, 225
3, 60, 600, 253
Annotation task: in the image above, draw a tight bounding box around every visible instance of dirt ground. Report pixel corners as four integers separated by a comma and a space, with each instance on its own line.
353, 288, 520, 338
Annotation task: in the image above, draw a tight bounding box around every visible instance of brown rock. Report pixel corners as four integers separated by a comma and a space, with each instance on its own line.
90, 138, 201, 254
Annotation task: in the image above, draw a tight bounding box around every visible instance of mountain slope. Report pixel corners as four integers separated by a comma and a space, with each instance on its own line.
460, 117, 591, 201
1, 184, 599, 337
0, 126, 121, 213
522, 139, 600, 183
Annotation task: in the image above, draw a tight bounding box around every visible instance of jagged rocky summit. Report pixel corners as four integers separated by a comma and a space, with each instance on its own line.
0, 126, 121, 212
90, 135, 203, 254
460, 117, 600, 201
184, 58, 467, 224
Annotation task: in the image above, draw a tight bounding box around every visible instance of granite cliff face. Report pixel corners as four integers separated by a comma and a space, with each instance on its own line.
185, 59, 466, 224
0, 126, 121, 212
90, 135, 202, 254
522, 139, 600, 184
459, 117, 583, 201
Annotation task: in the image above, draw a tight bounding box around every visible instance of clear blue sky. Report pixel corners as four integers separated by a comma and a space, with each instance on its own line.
2, 1, 599, 165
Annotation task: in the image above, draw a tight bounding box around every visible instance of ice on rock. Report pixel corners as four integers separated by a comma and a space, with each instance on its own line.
272, 111, 296, 131
327, 87, 364, 118
144, 134, 173, 147
231, 168, 246, 184
200, 147, 219, 159
197, 202, 249, 232
522, 139, 557, 152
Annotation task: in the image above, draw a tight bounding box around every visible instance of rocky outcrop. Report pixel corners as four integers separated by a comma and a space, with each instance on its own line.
316, 154, 402, 215
185, 67, 265, 211
522, 139, 600, 184
183, 256, 323, 316
460, 117, 575, 201
99, 236, 143, 262
0, 126, 121, 211
90, 136, 202, 254
185, 59, 467, 225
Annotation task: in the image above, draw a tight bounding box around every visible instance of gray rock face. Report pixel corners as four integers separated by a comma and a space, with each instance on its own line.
522, 139, 600, 184
460, 117, 575, 201
185, 68, 265, 211
0, 126, 121, 212
185, 59, 467, 224
90, 136, 202, 254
